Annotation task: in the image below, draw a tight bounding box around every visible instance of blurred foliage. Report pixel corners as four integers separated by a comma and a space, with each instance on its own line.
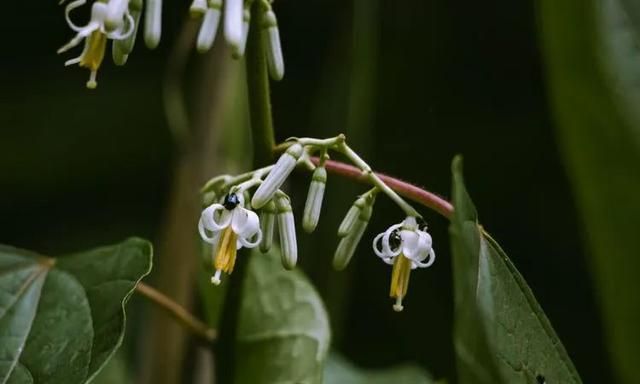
540, 0, 640, 382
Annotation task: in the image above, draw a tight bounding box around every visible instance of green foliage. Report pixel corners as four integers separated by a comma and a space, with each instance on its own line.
0, 238, 152, 384
324, 353, 434, 384
539, 1, 640, 382
449, 157, 582, 384
235, 248, 331, 384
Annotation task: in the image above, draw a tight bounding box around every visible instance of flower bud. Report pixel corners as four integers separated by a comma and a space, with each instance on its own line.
190, 0, 208, 17
259, 200, 277, 253
196, 1, 222, 52
337, 196, 366, 237
144, 0, 162, 49
130, 0, 143, 12
302, 166, 327, 233
262, 9, 284, 80
223, 0, 243, 51
276, 195, 297, 270
232, 6, 251, 59
252, 143, 303, 209
333, 203, 372, 270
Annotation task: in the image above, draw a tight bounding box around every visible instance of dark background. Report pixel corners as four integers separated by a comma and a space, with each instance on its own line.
0, 0, 612, 382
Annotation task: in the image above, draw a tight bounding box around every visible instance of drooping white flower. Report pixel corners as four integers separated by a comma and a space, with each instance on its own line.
373, 216, 435, 312
58, 0, 134, 88
199, 192, 262, 285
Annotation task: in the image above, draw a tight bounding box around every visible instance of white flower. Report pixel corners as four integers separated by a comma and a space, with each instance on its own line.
58, 0, 134, 88
198, 192, 262, 285
372, 217, 435, 311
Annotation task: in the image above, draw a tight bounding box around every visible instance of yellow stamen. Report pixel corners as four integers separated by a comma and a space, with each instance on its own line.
79, 30, 107, 89
390, 254, 412, 312
213, 227, 238, 280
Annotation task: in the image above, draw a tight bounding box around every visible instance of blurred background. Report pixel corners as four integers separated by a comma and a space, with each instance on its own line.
2, 0, 638, 383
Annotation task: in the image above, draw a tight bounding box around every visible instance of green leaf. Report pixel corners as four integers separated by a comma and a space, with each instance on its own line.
323, 353, 435, 384
449, 157, 582, 384
235, 248, 331, 384
0, 238, 152, 384
539, 1, 640, 382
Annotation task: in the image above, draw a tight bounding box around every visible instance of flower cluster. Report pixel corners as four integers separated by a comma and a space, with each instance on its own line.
190, 0, 284, 80
58, 0, 162, 89
198, 137, 437, 311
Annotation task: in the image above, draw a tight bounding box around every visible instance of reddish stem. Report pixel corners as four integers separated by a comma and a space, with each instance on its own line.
312, 158, 454, 219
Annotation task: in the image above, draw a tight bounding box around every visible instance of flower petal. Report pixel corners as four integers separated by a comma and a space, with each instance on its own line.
198, 218, 221, 245
201, 204, 231, 231
231, 207, 261, 238
412, 247, 436, 269
400, 229, 420, 258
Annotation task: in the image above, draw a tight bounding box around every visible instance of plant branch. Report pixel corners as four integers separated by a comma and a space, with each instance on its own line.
136, 282, 217, 343
312, 157, 454, 219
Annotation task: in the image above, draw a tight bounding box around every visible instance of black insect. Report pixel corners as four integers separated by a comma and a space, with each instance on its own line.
389, 230, 402, 251
536, 374, 546, 384
223, 193, 240, 210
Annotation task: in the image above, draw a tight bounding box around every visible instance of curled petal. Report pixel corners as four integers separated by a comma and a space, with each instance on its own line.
372, 232, 388, 258
106, 11, 135, 39
231, 207, 260, 238
238, 229, 263, 249
201, 204, 232, 231
412, 247, 436, 269
64, 0, 90, 32
198, 218, 220, 245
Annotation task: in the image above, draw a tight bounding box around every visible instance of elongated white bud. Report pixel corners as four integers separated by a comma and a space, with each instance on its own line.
196, 2, 222, 52
144, 0, 162, 49
333, 203, 372, 270
224, 0, 243, 51
112, 7, 141, 65
262, 9, 284, 80
252, 143, 303, 209
231, 7, 251, 59
338, 196, 366, 237
302, 167, 327, 233
276, 195, 297, 270
259, 200, 277, 253
190, 0, 207, 16
106, 0, 129, 32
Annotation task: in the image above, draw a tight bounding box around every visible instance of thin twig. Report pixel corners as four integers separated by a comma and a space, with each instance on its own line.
136, 282, 217, 343
312, 157, 454, 219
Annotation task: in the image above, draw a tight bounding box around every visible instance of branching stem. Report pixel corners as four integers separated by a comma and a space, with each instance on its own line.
136, 282, 216, 343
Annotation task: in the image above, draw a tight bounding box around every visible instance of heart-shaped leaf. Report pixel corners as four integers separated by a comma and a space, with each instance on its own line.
235, 248, 331, 384
449, 157, 582, 384
0, 238, 152, 384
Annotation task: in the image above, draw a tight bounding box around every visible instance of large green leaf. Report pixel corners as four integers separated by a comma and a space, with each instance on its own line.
0, 238, 152, 384
449, 157, 582, 384
235, 249, 331, 384
324, 353, 434, 384
539, 1, 640, 382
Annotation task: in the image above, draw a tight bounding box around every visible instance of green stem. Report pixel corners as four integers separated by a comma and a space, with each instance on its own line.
246, 4, 276, 167
215, 4, 277, 384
